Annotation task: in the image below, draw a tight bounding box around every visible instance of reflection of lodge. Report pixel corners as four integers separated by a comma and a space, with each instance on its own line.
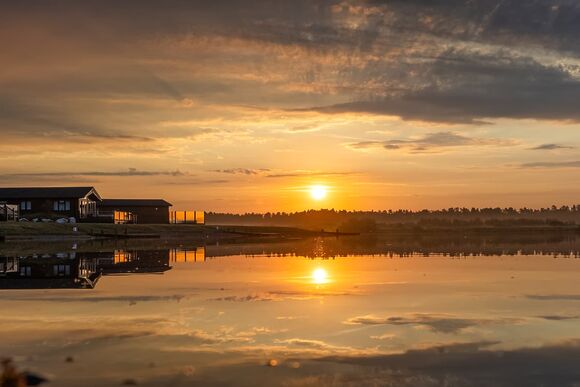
0, 247, 207, 289
170, 247, 206, 263
0, 253, 101, 289
96, 250, 172, 274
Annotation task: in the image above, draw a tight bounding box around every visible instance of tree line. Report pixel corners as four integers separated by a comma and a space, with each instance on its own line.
206, 205, 580, 231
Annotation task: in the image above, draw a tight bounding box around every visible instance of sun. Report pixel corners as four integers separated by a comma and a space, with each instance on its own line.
309, 185, 328, 201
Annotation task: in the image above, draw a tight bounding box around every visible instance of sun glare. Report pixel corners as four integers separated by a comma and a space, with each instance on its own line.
310, 185, 328, 201
312, 268, 329, 284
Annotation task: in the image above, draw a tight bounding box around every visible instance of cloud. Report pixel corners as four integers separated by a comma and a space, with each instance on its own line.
207, 294, 278, 302
0, 168, 187, 179
520, 161, 580, 169
536, 315, 580, 321
209, 169, 355, 178
3, 0, 580, 142
347, 131, 513, 153
527, 294, 580, 301
210, 168, 271, 175
370, 333, 396, 341
274, 338, 356, 353
315, 339, 580, 386
301, 49, 580, 124
0, 95, 155, 142
276, 316, 307, 321
208, 290, 356, 302
7, 294, 187, 304
286, 123, 323, 133
344, 313, 519, 334
157, 339, 580, 386
265, 171, 355, 178
529, 143, 575, 151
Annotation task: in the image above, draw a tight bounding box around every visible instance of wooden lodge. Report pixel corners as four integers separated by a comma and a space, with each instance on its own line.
0, 187, 102, 220
0, 186, 199, 225
99, 199, 173, 224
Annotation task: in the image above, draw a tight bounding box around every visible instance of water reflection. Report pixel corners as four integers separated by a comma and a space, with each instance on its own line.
0, 253, 100, 289
311, 268, 329, 285
204, 233, 580, 259
1, 234, 579, 290
0, 248, 205, 289
1, 236, 580, 386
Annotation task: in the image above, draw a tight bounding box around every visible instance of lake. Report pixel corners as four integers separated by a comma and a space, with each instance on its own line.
1, 235, 580, 386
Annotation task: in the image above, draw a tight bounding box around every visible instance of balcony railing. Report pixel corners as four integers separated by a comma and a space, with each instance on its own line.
0, 203, 19, 222
88, 210, 136, 224
170, 211, 205, 224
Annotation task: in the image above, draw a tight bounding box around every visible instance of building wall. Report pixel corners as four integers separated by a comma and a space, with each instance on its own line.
3, 198, 82, 219
98, 205, 170, 224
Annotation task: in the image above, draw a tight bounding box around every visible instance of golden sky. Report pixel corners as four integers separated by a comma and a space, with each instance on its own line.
0, 1, 579, 212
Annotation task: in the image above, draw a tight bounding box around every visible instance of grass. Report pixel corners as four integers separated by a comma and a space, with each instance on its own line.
0, 222, 216, 237
0, 222, 326, 239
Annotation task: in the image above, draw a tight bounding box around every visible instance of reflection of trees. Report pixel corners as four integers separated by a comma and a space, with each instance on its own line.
206, 206, 580, 230
206, 234, 580, 259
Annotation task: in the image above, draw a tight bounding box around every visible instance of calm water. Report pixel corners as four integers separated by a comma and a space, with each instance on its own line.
1, 236, 580, 386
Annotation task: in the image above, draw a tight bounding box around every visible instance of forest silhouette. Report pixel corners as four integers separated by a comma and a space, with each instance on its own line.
207, 206, 580, 232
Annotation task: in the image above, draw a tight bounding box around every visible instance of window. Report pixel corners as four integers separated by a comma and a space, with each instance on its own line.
20, 201, 31, 211
20, 266, 32, 277
53, 200, 71, 211
53, 264, 71, 276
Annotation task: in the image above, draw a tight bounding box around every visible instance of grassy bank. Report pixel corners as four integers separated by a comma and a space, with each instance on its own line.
1, 221, 577, 241
0, 222, 344, 241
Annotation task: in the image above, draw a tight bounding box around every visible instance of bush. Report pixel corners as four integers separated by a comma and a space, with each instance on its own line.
339, 218, 377, 233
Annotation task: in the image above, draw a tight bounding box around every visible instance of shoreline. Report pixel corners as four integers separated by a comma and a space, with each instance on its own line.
0, 222, 358, 242
0, 222, 578, 243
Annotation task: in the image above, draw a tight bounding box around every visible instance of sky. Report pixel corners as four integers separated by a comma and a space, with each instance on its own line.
0, 0, 579, 212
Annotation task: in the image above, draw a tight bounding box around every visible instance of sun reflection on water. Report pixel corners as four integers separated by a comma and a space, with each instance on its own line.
311, 268, 329, 284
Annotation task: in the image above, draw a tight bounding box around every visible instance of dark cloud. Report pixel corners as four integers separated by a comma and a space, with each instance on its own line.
344, 313, 519, 334
359, 0, 580, 55
306, 52, 580, 124
529, 143, 575, 150
274, 338, 353, 352
207, 294, 277, 302
210, 168, 271, 176
537, 315, 580, 321
316, 339, 580, 387
527, 294, 580, 301
520, 161, 580, 168
1, 0, 579, 156
9, 294, 187, 303
0, 95, 153, 141
209, 169, 354, 178
0, 168, 187, 178
265, 171, 355, 178
348, 131, 512, 152
208, 289, 355, 302
163, 179, 231, 186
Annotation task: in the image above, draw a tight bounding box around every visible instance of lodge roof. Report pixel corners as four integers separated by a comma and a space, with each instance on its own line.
100, 199, 173, 207
0, 187, 102, 200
